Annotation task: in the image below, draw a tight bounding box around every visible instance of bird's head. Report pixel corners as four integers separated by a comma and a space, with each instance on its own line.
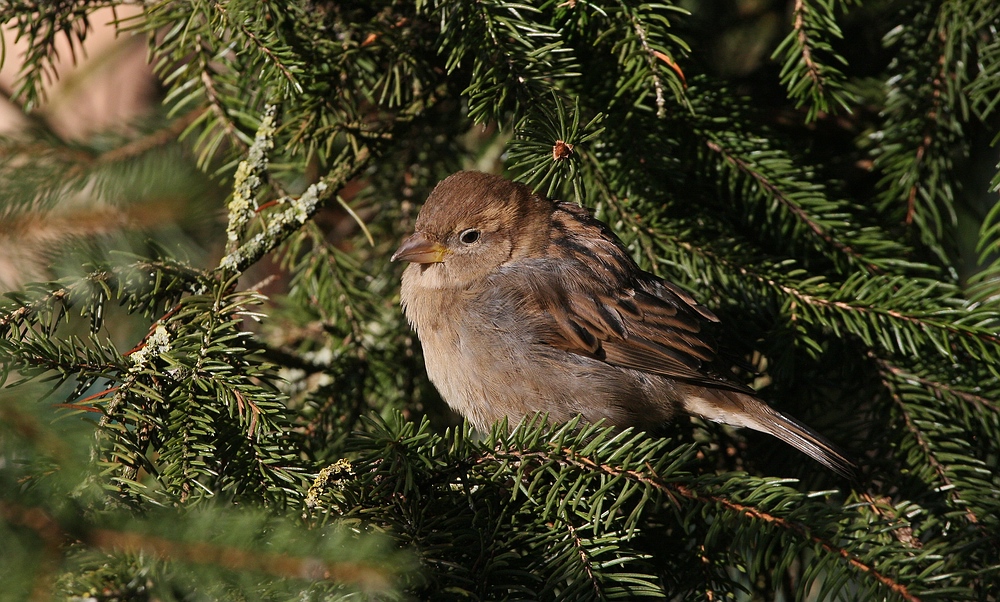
392, 171, 553, 288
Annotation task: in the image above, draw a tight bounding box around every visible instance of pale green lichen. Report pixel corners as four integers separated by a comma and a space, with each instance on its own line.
217, 250, 242, 272
218, 180, 329, 273
225, 105, 277, 248
130, 324, 171, 372
305, 458, 355, 509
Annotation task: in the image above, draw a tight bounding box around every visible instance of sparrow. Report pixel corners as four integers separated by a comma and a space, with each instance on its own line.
392, 171, 855, 477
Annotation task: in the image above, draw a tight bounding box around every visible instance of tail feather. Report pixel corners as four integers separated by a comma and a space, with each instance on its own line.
681, 387, 857, 479
756, 404, 857, 479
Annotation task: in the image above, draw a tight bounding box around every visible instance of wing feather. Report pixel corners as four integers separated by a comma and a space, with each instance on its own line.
492, 202, 756, 393
496, 263, 752, 394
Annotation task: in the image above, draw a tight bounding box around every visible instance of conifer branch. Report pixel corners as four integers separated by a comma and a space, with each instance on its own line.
468, 443, 922, 601
625, 6, 668, 117
566, 454, 920, 602
87, 528, 393, 591
772, 0, 853, 120
792, 0, 824, 94
879, 369, 980, 526
705, 138, 880, 273
212, 3, 303, 94
902, 49, 947, 227
872, 355, 999, 415
562, 519, 602, 598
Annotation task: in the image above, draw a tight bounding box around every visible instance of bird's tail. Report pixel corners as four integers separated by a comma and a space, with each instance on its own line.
681, 387, 857, 479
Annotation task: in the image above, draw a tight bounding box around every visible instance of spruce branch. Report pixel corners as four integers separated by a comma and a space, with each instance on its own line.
91, 110, 203, 166
623, 3, 670, 117
867, 353, 999, 532
777, 275, 1000, 361
334, 415, 930, 600
86, 528, 393, 591
211, 2, 304, 95
507, 92, 605, 202
872, 355, 999, 416
876, 364, 982, 526
3, 0, 123, 110
432, 0, 576, 125
1, 499, 407, 597
791, 0, 828, 93
492, 445, 922, 601
564, 1, 693, 117
704, 137, 884, 274
871, 2, 997, 268
0, 259, 204, 333
0, 109, 199, 174
644, 225, 1000, 366
772, 0, 855, 121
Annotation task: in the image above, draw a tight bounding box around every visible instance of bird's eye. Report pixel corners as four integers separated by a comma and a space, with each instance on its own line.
459, 229, 481, 245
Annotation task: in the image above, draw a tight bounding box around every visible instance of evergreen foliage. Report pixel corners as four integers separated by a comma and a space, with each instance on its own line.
1, 0, 998, 599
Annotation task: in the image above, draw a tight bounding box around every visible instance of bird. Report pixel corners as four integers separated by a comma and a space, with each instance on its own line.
392, 170, 855, 477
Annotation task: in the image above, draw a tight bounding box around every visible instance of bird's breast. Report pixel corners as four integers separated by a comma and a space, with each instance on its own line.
401, 266, 674, 430
400, 265, 498, 427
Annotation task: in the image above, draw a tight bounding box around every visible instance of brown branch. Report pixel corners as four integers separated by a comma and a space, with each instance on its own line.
194, 34, 247, 153
664, 232, 1000, 351
675, 484, 920, 600
563, 519, 601, 597
877, 369, 979, 526
213, 2, 300, 91
704, 139, 880, 274
903, 39, 947, 226
87, 528, 393, 591
0, 108, 199, 166
792, 0, 824, 91
776, 282, 1000, 348
560, 450, 922, 602
627, 10, 667, 117
0, 502, 394, 594
872, 355, 999, 414
472, 445, 920, 601
57, 384, 119, 413
95, 109, 203, 166
870, 353, 986, 526
16, 351, 119, 377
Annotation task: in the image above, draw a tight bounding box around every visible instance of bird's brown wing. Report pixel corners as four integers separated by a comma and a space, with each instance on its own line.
503, 258, 754, 395
580, 283, 752, 394
490, 200, 753, 393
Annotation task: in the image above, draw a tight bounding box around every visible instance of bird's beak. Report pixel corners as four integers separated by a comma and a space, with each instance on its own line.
391, 232, 449, 264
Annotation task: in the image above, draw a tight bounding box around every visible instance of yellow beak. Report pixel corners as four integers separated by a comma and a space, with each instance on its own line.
391, 232, 449, 264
